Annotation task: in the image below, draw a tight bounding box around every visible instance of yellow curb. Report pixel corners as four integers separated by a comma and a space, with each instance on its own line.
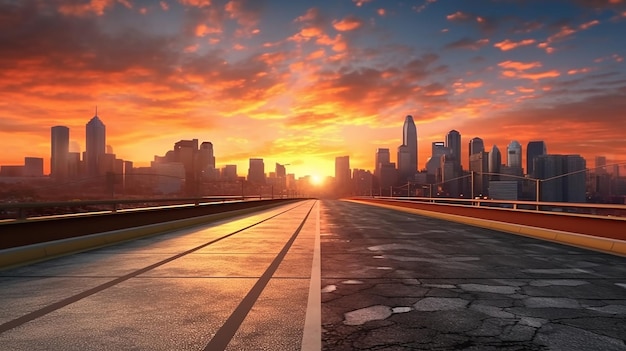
349, 199, 626, 257
0, 201, 297, 270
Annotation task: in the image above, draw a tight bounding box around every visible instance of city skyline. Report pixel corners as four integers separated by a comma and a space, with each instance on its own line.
1, 0, 625, 178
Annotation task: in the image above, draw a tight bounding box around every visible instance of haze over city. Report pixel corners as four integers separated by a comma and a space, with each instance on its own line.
1, 0, 625, 179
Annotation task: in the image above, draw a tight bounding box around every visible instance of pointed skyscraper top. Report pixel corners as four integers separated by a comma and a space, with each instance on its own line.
95, 105, 98, 117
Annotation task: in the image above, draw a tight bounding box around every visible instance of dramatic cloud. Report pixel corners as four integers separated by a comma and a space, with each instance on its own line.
494, 38, 536, 51
332, 15, 364, 31
0, 0, 625, 177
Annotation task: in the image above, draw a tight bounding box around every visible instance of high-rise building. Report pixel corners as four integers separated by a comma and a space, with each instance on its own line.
199, 141, 216, 179
526, 141, 546, 177
507, 140, 522, 169
470, 151, 489, 197
222, 165, 238, 181
595, 156, 607, 174
374, 148, 391, 178
85, 109, 106, 177
24, 157, 44, 177
426, 142, 449, 183
402, 115, 418, 173
469, 137, 484, 159
445, 130, 462, 167
534, 154, 586, 202
488, 145, 501, 179
397, 144, 412, 181
352, 169, 373, 196
51, 126, 70, 180
248, 158, 265, 184
335, 156, 351, 195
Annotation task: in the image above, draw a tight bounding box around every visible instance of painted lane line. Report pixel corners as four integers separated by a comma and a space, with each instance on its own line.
203, 200, 317, 351
301, 200, 321, 351
0, 201, 308, 334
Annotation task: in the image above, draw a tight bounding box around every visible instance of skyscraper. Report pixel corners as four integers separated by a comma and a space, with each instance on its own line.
469, 137, 484, 159
507, 140, 522, 170
526, 141, 547, 177
402, 115, 417, 174
85, 109, 106, 176
488, 145, 501, 178
248, 158, 265, 184
51, 126, 69, 180
374, 148, 391, 178
445, 130, 462, 167
397, 144, 411, 181
534, 154, 586, 202
335, 156, 351, 195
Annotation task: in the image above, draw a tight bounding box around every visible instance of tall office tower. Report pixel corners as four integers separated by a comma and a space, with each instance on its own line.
507, 140, 523, 176
468, 137, 484, 159
248, 158, 265, 184
24, 157, 44, 177
534, 154, 586, 202
469, 151, 489, 197
488, 145, 501, 179
222, 165, 238, 181
426, 142, 449, 181
402, 115, 418, 174
174, 139, 199, 192
353, 169, 373, 196
85, 109, 106, 177
374, 148, 391, 178
397, 144, 411, 181
335, 156, 351, 195
51, 126, 70, 180
198, 141, 216, 179
565, 155, 587, 203
595, 156, 607, 174
445, 130, 462, 166
526, 141, 546, 177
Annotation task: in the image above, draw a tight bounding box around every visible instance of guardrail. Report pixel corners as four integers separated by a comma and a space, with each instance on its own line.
0, 196, 284, 221
367, 196, 626, 218
0, 198, 303, 251
350, 197, 626, 255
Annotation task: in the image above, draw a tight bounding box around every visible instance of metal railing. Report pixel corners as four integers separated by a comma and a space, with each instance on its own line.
0, 196, 270, 222
364, 196, 626, 218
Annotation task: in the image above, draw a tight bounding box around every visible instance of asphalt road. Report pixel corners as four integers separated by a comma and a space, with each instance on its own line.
1, 199, 625, 350
0, 200, 319, 351
320, 200, 626, 350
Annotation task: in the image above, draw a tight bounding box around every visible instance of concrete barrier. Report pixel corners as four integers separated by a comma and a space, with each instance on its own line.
348, 199, 626, 257
0, 201, 299, 270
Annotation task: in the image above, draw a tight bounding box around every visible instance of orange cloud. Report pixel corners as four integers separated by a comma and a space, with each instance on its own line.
498, 60, 542, 71
195, 23, 221, 37
498, 61, 560, 80
179, 0, 211, 8
446, 11, 471, 21
493, 38, 536, 51
332, 16, 364, 31
353, 0, 373, 7
58, 0, 119, 16
567, 67, 592, 75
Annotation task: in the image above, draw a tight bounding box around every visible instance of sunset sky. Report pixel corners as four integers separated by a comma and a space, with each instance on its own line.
1, 0, 626, 178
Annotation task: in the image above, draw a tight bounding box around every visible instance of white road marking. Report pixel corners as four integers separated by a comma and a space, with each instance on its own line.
301, 201, 321, 351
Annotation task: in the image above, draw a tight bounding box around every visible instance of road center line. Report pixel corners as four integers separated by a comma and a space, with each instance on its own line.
301, 200, 321, 351
0, 201, 307, 334
203, 200, 316, 351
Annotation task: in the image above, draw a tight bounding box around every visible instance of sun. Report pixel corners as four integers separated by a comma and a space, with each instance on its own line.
310, 174, 324, 186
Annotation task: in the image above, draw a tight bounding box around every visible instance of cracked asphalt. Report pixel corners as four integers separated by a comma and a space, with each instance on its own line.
320, 200, 626, 351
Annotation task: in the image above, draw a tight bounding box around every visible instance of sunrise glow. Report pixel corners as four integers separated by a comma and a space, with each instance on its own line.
1, 0, 625, 179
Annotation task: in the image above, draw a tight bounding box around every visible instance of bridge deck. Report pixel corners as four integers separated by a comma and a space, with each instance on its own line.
1, 199, 625, 350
